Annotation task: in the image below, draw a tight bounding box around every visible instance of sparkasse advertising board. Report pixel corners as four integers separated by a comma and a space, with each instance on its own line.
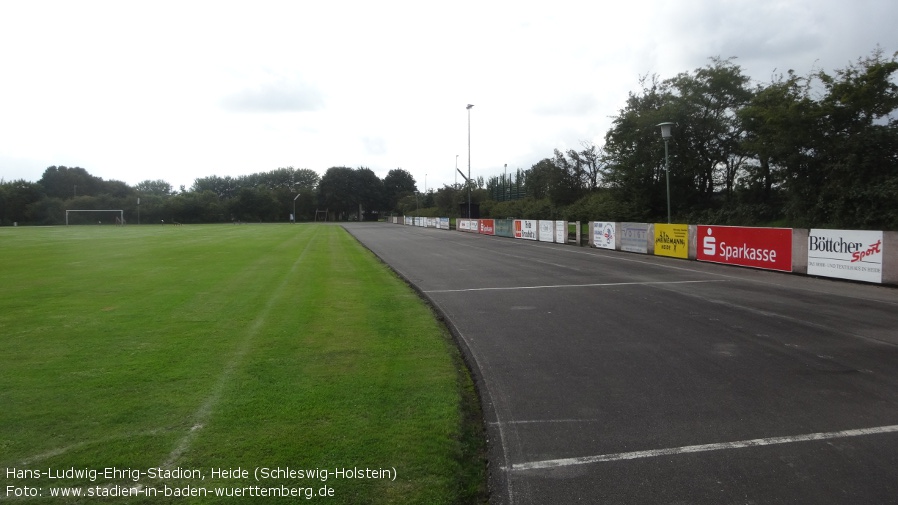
697, 225, 792, 272
808, 229, 883, 283
479, 219, 496, 236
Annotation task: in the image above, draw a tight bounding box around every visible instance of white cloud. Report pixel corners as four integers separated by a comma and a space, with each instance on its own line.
362, 137, 387, 156
1, 0, 896, 191
221, 79, 325, 113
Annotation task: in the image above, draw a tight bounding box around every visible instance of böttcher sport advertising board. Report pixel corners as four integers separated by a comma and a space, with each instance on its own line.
807, 229, 883, 283
697, 225, 792, 272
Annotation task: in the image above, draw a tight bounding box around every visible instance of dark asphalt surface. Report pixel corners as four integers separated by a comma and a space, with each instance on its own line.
343, 223, 898, 505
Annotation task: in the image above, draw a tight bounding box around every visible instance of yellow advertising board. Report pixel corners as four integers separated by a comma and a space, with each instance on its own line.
654, 224, 689, 258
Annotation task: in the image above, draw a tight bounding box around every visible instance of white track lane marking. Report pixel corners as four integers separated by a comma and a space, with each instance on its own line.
511, 424, 898, 471
425, 279, 726, 294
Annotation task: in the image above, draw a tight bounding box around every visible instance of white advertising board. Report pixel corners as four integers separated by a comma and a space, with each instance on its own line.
515, 219, 538, 240
807, 229, 883, 283
555, 221, 566, 244
621, 223, 648, 253
439, 217, 450, 230
538, 220, 554, 242
593, 222, 616, 250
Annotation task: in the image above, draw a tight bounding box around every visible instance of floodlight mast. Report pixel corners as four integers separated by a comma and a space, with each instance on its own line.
657, 122, 674, 224
466, 104, 474, 219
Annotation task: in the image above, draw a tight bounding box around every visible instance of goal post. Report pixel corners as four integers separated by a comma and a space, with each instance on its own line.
65, 209, 125, 226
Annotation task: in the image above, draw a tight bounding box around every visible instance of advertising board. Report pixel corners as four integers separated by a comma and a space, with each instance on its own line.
593, 222, 616, 250
538, 221, 554, 242
495, 219, 514, 237
697, 225, 792, 272
654, 224, 689, 258
479, 219, 496, 236
439, 217, 450, 230
621, 222, 648, 253
807, 229, 883, 283
515, 219, 538, 240
555, 221, 566, 244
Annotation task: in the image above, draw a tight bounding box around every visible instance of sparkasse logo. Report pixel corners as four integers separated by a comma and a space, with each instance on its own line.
703, 228, 716, 256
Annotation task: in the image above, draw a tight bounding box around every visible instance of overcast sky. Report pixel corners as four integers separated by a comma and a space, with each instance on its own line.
1, 0, 896, 192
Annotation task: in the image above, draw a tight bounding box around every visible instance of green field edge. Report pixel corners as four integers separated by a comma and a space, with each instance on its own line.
341, 225, 490, 505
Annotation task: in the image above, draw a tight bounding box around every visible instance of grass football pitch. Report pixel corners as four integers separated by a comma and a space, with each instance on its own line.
0, 224, 485, 504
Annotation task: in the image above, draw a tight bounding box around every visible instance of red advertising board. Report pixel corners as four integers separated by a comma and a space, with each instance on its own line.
479, 219, 495, 236
697, 225, 793, 272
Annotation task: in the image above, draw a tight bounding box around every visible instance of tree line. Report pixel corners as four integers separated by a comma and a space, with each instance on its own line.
2, 48, 896, 229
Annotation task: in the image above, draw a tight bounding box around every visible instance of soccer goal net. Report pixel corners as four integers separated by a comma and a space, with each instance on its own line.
65, 209, 125, 226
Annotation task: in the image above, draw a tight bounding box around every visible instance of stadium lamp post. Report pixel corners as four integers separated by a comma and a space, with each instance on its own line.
657, 122, 674, 224
293, 193, 300, 223
504, 163, 507, 201
466, 104, 474, 218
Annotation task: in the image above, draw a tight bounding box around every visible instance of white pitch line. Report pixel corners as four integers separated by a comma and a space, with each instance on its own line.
490, 419, 602, 425
160, 230, 316, 469
424, 279, 726, 294
511, 424, 898, 471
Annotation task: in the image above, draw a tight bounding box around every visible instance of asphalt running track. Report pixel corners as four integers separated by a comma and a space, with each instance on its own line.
343, 223, 898, 505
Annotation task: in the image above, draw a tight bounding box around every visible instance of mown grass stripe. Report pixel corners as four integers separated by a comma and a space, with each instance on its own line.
0, 224, 486, 504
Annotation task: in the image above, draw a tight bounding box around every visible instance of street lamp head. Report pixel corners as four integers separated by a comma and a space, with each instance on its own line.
657, 122, 675, 139
466, 104, 474, 109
